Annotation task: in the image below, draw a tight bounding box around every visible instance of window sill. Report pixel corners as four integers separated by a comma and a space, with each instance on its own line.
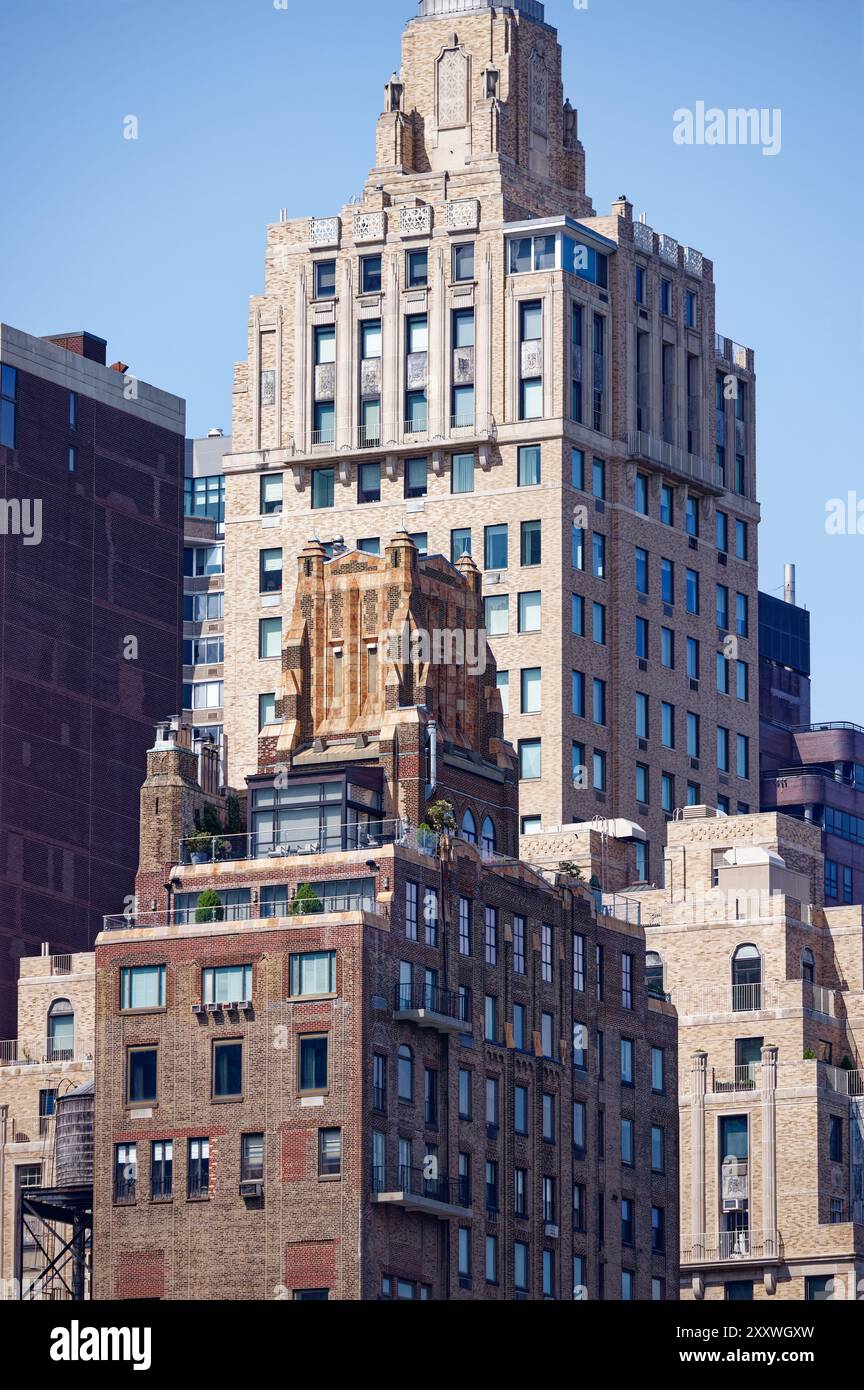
120, 1007, 167, 1017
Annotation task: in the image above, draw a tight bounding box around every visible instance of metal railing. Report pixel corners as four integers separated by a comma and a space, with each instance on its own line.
820, 1064, 864, 1097
673, 980, 781, 1017
0, 1038, 90, 1067
187, 1175, 209, 1200
684, 1230, 780, 1264
626, 429, 723, 492
114, 1178, 137, 1204
150, 1178, 173, 1201
712, 1063, 758, 1093
394, 982, 468, 1023
103, 892, 377, 932
51, 955, 72, 976
179, 819, 432, 865
372, 1163, 469, 1208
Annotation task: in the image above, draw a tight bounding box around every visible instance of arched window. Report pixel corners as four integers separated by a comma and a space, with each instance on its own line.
461, 808, 477, 845
645, 952, 664, 996
731, 945, 761, 1010
47, 998, 74, 1061
802, 948, 815, 984
481, 816, 497, 858
397, 1044, 413, 1103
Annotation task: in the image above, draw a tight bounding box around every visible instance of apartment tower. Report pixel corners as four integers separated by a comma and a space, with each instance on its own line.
222, 0, 760, 890
93, 533, 678, 1301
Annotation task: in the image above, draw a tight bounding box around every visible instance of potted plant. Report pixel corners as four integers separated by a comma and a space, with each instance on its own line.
187, 829, 214, 865
425, 799, 456, 834
803, 1047, 816, 1061
195, 889, 224, 924
290, 883, 324, 916
558, 860, 584, 883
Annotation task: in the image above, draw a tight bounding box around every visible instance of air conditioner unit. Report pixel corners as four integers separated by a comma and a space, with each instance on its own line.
688, 537, 698, 551
544, 1223, 560, 1239
638, 738, 649, 752
239, 1180, 264, 1198
690, 758, 700, 771
206, 1002, 221, 1014
689, 678, 699, 692
719, 552, 728, 566
240, 1000, 253, 1012
638, 659, 648, 673
191, 1004, 205, 1016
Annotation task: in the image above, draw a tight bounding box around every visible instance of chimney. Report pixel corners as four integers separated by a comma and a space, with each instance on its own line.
784, 564, 796, 605
43, 331, 108, 366
611, 194, 633, 222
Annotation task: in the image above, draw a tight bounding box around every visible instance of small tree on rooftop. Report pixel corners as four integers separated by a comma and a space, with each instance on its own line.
195, 889, 224, 924
424, 800, 456, 835
290, 883, 324, 916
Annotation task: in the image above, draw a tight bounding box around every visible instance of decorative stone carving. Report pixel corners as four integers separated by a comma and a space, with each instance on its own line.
400, 205, 433, 237
453, 346, 475, 385
260, 370, 276, 407
684, 246, 703, 276
521, 341, 543, 378
632, 220, 653, 252
563, 98, 577, 147
406, 352, 428, 389
529, 52, 548, 137
289, 465, 305, 492
361, 359, 382, 398
354, 211, 387, 244
445, 199, 480, 232
437, 46, 469, 130
309, 217, 340, 249
659, 233, 680, 265
314, 363, 335, 402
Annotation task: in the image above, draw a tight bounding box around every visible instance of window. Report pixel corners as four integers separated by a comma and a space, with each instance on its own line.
651, 1125, 665, 1173
829, 1115, 843, 1162
716, 510, 728, 552
735, 519, 748, 560
290, 952, 335, 997
458, 1068, 472, 1120
686, 568, 699, 614
299, 1035, 328, 1094
636, 617, 649, 660
541, 1011, 554, 1059
519, 739, 541, 782
737, 733, 750, 780
515, 1168, 527, 1217
405, 880, 419, 941
357, 461, 381, 504
451, 451, 474, 494
258, 547, 283, 595
120, 965, 166, 1011
485, 1234, 498, 1285
620, 1038, 634, 1086
542, 1094, 555, 1143
726, 1280, 754, 1302
687, 637, 700, 681
685, 290, 697, 327
635, 472, 649, 514
717, 583, 730, 630
636, 764, 649, 805
592, 678, 607, 726
736, 592, 749, 638
514, 1242, 529, 1294
572, 1100, 586, 1157
314, 260, 336, 299
736, 660, 749, 702
621, 1270, 635, 1302
661, 558, 674, 605
662, 773, 675, 814
203, 964, 253, 1005
518, 444, 541, 486
592, 750, 607, 794
151, 1141, 173, 1200
114, 1144, 136, 1202
458, 896, 472, 957
484, 523, 508, 571
187, 1138, 209, 1198
621, 1196, 634, 1246
361, 255, 382, 293
571, 593, 585, 637
240, 1133, 264, 1184
621, 1118, 634, 1165
453, 242, 475, 282
513, 914, 526, 975
806, 1276, 837, 1302
541, 923, 553, 983
127, 1046, 157, 1105
572, 670, 585, 718
660, 278, 671, 316
484, 906, 498, 966
486, 1077, 499, 1129
521, 519, 541, 567
407, 248, 428, 287
661, 702, 675, 750
520, 377, 542, 421
635, 547, 648, 595
518, 591, 541, 632
404, 456, 428, 499
592, 531, 606, 579
686, 495, 699, 537
651, 1046, 665, 1093
513, 1002, 527, 1052
212, 1039, 243, 1099
635, 265, 646, 304
515, 1086, 528, 1135
572, 447, 585, 490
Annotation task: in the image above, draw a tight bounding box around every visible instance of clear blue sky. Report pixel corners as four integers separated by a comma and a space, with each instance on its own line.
2, 0, 862, 720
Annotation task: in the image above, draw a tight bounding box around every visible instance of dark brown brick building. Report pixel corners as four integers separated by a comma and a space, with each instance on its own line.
0, 323, 185, 1035
94, 533, 677, 1300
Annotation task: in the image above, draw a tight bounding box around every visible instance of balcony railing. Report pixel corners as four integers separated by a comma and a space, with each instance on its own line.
684, 1230, 781, 1264
820, 1064, 864, 1097
714, 334, 750, 370
394, 982, 468, 1027
301, 414, 496, 460
371, 1164, 470, 1211
178, 819, 435, 865
114, 1178, 137, 1205
51, 955, 72, 976
673, 981, 780, 1017
626, 430, 724, 493
103, 892, 378, 933
712, 1063, 758, 1093
0, 1038, 90, 1067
